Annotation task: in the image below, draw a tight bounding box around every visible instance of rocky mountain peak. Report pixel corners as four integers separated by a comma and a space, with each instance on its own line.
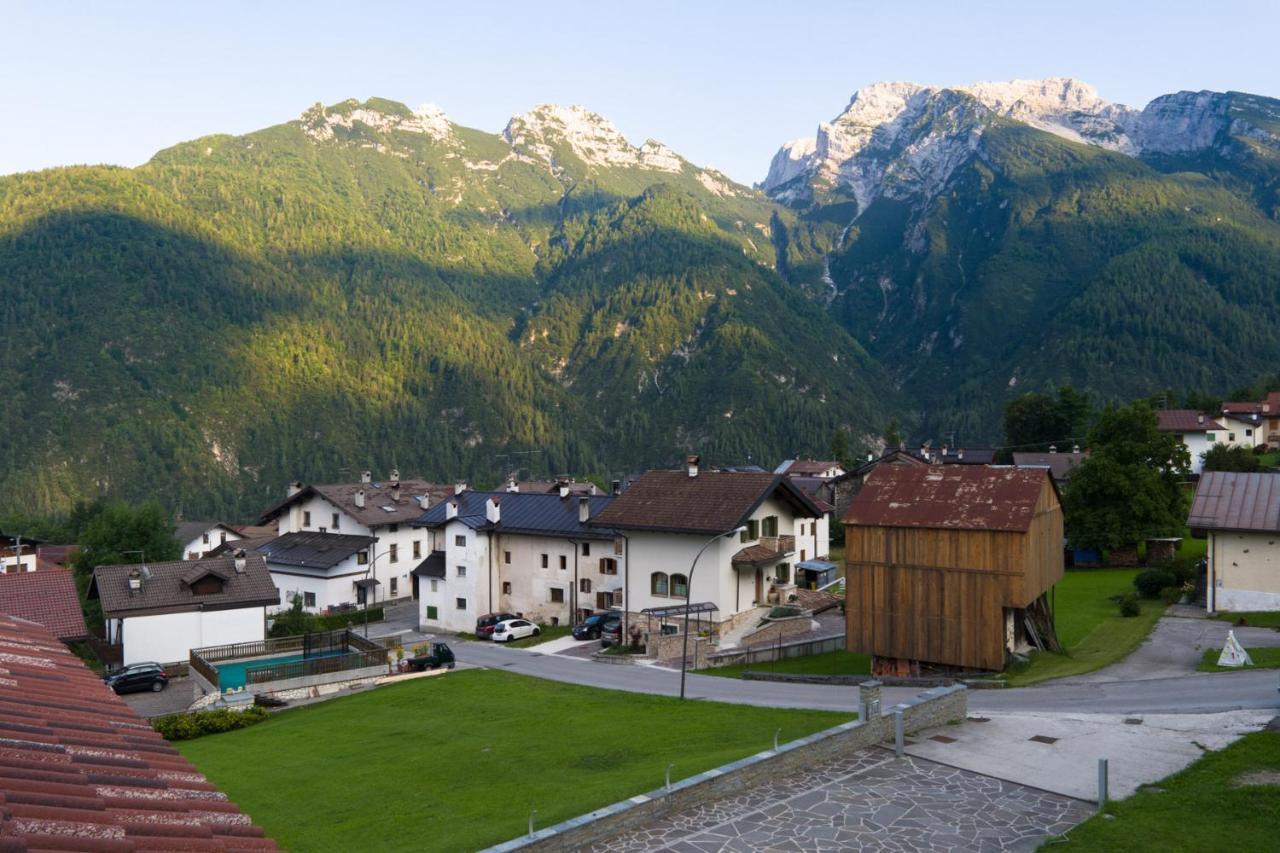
300, 99, 455, 143
503, 104, 683, 173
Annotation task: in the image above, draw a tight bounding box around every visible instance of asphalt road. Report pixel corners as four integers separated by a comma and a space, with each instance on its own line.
449, 637, 1280, 716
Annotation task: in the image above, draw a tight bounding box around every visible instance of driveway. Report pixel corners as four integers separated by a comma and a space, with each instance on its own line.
120, 677, 196, 718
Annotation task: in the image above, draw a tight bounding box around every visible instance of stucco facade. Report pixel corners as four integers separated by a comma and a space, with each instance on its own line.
108, 607, 266, 666
1207, 529, 1280, 612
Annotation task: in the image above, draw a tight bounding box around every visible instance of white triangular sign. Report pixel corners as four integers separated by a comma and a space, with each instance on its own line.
1218, 630, 1253, 668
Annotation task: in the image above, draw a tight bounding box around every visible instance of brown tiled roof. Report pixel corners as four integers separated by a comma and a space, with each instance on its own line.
589, 471, 821, 535
233, 525, 278, 538
91, 554, 279, 618
0, 567, 88, 641
1188, 471, 1280, 533
732, 536, 796, 567
258, 480, 455, 528
36, 544, 78, 566
1221, 400, 1263, 415
784, 460, 843, 476
0, 614, 278, 850
1012, 451, 1089, 482
844, 465, 1051, 532
1156, 409, 1219, 433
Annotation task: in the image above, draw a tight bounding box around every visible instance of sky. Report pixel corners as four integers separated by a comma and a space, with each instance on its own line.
4, 1, 1279, 184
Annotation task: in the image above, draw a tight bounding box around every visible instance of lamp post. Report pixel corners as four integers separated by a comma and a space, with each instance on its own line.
360, 548, 395, 638
679, 525, 747, 700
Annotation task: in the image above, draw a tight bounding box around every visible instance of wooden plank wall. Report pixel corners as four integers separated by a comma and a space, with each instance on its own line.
1018, 479, 1066, 606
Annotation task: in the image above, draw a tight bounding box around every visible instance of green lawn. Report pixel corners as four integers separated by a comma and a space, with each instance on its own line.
1049, 730, 1280, 851
1002, 569, 1164, 686
1197, 646, 1280, 672
698, 649, 871, 680
1212, 611, 1280, 629
177, 670, 851, 851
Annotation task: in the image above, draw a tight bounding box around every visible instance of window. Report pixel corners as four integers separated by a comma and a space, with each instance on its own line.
304, 511, 312, 528
218, 530, 226, 543
455, 535, 466, 547
762, 516, 778, 537
389, 523, 399, 533
430, 579, 438, 592
582, 542, 591, 556
776, 562, 791, 584
1229, 432, 1237, 442
426, 605, 438, 620
390, 577, 398, 597
1246, 429, 1254, 437
389, 543, 399, 563
671, 573, 688, 598
413, 540, 422, 559
357, 551, 369, 565
740, 519, 759, 542
319, 527, 327, 534
541, 554, 548, 568
580, 578, 592, 594
456, 565, 467, 578
559, 555, 567, 570
550, 588, 565, 603
304, 592, 316, 608
202, 532, 209, 544
651, 572, 669, 596
504, 550, 511, 564
800, 549, 807, 561
332, 513, 340, 530
456, 598, 467, 610
502, 581, 512, 595
1207, 432, 1217, 442
599, 558, 618, 575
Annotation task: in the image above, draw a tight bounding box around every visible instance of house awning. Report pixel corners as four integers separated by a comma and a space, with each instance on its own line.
796, 559, 836, 573
640, 602, 719, 619
353, 578, 380, 590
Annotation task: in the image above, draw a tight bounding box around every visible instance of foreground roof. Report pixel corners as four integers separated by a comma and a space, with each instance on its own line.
0, 567, 88, 640
0, 614, 277, 850
253, 532, 375, 569
92, 554, 279, 618
844, 465, 1052, 532
258, 480, 454, 528
416, 492, 619, 539
1188, 471, 1280, 533
588, 471, 822, 535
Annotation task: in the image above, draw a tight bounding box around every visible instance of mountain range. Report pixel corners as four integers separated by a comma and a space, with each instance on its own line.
3, 78, 1279, 518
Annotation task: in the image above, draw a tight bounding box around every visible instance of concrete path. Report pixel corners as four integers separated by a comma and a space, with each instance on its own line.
121, 677, 196, 718
904, 710, 1273, 802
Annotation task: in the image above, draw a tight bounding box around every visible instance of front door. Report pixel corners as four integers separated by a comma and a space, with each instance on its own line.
754, 568, 763, 604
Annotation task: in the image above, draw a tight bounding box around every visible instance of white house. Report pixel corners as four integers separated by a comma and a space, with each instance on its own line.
1157, 409, 1229, 474
413, 489, 626, 633
777, 459, 848, 480
90, 552, 278, 666
175, 521, 243, 561
589, 457, 825, 635
258, 471, 453, 605
251, 531, 377, 613
1189, 471, 1280, 613
0, 533, 41, 573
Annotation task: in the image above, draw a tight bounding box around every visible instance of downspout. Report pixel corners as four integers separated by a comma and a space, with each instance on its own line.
1208, 532, 1216, 613
569, 539, 580, 623
488, 531, 495, 617
621, 533, 631, 639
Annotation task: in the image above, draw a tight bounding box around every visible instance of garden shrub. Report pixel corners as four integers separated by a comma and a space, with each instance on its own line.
1118, 593, 1141, 617
1134, 568, 1177, 599
153, 705, 269, 741
1159, 586, 1184, 606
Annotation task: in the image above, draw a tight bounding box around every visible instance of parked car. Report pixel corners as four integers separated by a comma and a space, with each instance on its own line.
404, 642, 456, 672
104, 662, 169, 694
492, 618, 540, 643
597, 615, 623, 648
571, 612, 618, 640
475, 612, 519, 639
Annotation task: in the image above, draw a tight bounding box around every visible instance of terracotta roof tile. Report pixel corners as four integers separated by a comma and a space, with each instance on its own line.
0, 568, 89, 641
0, 615, 276, 850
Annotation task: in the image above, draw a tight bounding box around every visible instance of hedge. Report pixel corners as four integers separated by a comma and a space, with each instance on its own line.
315, 607, 383, 630
153, 706, 269, 741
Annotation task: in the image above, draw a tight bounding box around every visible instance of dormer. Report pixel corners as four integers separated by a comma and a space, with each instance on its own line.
180, 564, 231, 596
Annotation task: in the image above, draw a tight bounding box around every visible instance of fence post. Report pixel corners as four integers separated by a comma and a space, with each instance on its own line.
1097, 758, 1108, 811
894, 710, 905, 758
528, 808, 537, 837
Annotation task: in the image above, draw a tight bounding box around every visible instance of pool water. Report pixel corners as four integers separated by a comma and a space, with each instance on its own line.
215, 650, 346, 690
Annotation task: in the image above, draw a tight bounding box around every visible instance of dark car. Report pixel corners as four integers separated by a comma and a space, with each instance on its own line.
571, 612, 618, 640
475, 612, 519, 639
597, 615, 624, 648
405, 642, 456, 672
104, 662, 169, 694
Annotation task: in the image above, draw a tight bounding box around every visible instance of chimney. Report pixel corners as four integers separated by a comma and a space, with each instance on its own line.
1072, 444, 1081, 454
578, 496, 590, 524
1198, 414, 1205, 424
611, 479, 621, 496
390, 482, 401, 503
557, 477, 570, 498
128, 568, 142, 593
1049, 445, 1057, 454
956, 449, 964, 461
361, 470, 372, 484
233, 549, 247, 574
867, 452, 874, 461
288, 480, 304, 496
354, 489, 366, 509
454, 482, 467, 495
389, 469, 400, 483
687, 455, 700, 478
446, 500, 458, 521
416, 494, 431, 510
506, 478, 519, 493
486, 496, 501, 524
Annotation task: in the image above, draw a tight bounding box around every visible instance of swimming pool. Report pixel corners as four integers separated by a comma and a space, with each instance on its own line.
215, 650, 347, 690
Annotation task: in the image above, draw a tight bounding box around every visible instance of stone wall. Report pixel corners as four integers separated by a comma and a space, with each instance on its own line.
739, 613, 816, 647
646, 633, 711, 668
482, 685, 967, 852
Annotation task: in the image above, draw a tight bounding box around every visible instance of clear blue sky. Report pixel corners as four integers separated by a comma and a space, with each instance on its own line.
4, 1, 1278, 184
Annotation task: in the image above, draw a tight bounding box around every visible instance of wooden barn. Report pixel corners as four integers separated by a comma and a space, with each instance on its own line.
843, 465, 1064, 673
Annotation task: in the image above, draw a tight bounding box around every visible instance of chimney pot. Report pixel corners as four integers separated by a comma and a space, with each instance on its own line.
445, 500, 458, 520
416, 494, 430, 510
390, 482, 401, 503
1198, 414, 1205, 424
557, 477, 570, 498
1049, 445, 1057, 454
233, 549, 247, 574
1072, 444, 1081, 454
506, 478, 519, 493
128, 568, 142, 592
354, 489, 365, 509
578, 496, 590, 524
288, 480, 304, 496
454, 482, 467, 495
687, 455, 700, 478
389, 469, 400, 483
361, 471, 372, 484
486, 497, 501, 524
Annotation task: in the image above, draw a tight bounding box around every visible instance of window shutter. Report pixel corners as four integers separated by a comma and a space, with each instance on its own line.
596, 591, 607, 609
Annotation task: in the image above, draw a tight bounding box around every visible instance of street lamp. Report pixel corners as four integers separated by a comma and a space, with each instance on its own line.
359, 548, 395, 637
679, 525, 748, 700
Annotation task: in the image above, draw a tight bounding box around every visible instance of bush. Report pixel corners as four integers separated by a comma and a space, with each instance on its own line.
767, 606, 803, 619
1159, 586, 1184, 606
1134, 568, 1177, 599
153, 705, 268, 741
1118, 593, 1141, 617
1166, 553, 1202, 585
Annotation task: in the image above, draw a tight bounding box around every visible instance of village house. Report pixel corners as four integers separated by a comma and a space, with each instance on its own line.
175, 521, 243, 560
1012, 446, 1088, 486
250, 531, 377, 613
0, 531, 41, 573
504, 477, 603, 495
257, 471, 453, 606
843, 465, 1064, 673
1156, 409, 1230, 473
776, 459, 848, 480
588, 457, 825, 637
0, 566, 88, 642
1188, 470, 1280, 613
90, 551, 278, 666
412, 488, 625, 633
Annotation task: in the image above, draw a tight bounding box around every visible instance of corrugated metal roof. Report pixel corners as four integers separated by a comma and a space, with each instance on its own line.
1188, 471, 1280, 533
416, 492, 620, 539
843, 465, 1050, 532
254, 532, 375, 569
0, 567, 88, 641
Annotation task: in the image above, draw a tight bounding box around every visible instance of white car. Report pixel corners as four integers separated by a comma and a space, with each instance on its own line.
492, 618, 540, 642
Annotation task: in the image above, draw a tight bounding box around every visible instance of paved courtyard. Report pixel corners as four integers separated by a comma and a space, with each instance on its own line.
593, 747, 1090, 852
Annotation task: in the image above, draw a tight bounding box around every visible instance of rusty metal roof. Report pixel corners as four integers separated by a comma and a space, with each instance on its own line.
1188, 471, 1280, 533
843, 465, 1050, 532
0, 614, 278, 850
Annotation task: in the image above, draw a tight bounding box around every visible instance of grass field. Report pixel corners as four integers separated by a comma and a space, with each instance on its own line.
1197, 646, 1280, 672
1002, 569, 1164, 686
177, 670, 851, 851
1212, 611, 1280, 629
1052, 730, 1280, 851
698, 649, 871, 680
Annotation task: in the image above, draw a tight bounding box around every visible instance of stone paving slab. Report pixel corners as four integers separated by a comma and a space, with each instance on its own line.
592, 747, 1090, 852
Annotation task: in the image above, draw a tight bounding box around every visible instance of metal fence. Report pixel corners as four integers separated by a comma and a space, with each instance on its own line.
244, 649, 388, 686
709, 633, 846, 668
190, 629, 387, 692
